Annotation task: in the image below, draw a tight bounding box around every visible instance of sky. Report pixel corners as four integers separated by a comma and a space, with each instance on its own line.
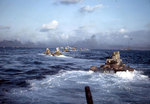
0, 0, 150, 49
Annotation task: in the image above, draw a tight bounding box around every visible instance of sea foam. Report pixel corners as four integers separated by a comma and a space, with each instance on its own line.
6, 70, 150, 104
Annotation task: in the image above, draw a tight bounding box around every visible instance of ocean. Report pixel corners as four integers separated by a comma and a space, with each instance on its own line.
0, 48, 150, 104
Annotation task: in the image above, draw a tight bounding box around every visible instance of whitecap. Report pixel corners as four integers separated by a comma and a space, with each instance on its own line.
116, 70, 149, 81
54, 55, 72, 58
6, 70, 150, 104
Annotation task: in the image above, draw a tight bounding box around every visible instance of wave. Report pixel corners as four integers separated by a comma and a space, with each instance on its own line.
55, 55, 72, 58
38, 53, 72, 58
116, 70, 148, 80
6, 70, 150, 104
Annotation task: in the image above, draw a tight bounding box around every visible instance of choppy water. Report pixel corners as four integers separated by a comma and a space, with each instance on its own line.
0, 48, 150, 104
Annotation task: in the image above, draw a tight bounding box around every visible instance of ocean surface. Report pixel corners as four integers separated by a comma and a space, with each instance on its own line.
0, 48, 150, 104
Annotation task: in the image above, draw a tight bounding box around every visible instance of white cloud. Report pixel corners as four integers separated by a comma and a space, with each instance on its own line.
60, 0, 82, 4
119, 28, 127, 33
123, 35, 129, 38
60, 33, 69, 40
80, 4, 103, 13
40, 20, 58, 32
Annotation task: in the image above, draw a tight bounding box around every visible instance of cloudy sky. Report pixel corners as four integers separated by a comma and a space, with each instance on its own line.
0, 0, 150, 49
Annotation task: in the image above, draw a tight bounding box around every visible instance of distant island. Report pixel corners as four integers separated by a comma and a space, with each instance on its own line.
0, 40, 150, 50
0, 40, 39, 48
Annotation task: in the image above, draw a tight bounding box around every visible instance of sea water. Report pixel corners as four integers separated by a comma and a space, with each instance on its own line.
0, 48, 150, 104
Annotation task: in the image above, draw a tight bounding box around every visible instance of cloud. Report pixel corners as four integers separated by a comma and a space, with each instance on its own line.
123, 35, 129, 38
60, 0, 82, 4
40, 20, 58, 32
73, 34, 99, 48
60, 33, 69, 40
73, 26, 93, 41
73, 29, 150, 49
119, 28, 127, 33
0, 23, 150, 49
80, 4, 103, 13
0, 25, 10, 30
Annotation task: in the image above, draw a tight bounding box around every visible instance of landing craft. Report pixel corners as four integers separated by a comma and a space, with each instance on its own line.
90, 51, 134, 73
43, 48, 63, 56
53, 47, 63, 56
43, 48, 52, 55
80, 48, 89, 51
63, 47, 70, 52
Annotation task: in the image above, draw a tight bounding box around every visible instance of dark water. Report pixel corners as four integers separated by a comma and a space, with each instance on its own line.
0, 48, 150, 104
